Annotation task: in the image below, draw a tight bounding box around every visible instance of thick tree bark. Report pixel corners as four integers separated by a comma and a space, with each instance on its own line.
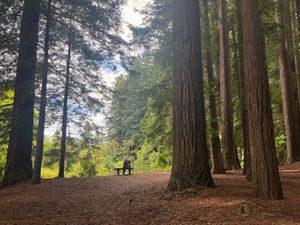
241, 0, 283, 200
293, 0, 300, 106
58, 20, 72, 178
219, 0, 240, 170
211, 0, 220, 86
168, 0, 214, 191
295, 0, 300, 40
202, 0, 225, 174
277, 0, 300, 163
235, 0, 251, 181
3, 0, 41, 186
284, 1, 300, 126
292, 0, 300, 104
32, 0, 52, 185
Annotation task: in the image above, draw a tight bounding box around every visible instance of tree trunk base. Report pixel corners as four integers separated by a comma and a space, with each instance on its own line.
167, 176, 215, 192
3, 169, 32, 187
212, 167, 226, 174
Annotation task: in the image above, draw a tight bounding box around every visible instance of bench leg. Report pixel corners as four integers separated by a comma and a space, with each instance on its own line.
117, 170, 120, 176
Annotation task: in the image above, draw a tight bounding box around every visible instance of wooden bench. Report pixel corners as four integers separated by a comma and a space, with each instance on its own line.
114, 167, 134, 175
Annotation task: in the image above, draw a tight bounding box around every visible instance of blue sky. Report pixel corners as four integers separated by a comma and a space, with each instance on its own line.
101, 0, 151, 85
44, 0, 151, 136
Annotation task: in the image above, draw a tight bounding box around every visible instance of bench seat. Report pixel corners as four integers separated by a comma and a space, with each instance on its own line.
114, 167, 134, 175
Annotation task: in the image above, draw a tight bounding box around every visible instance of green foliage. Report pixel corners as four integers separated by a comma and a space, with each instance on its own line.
107, 52, 172, 172
43, 130, 61, 168
275, 135, 287, 164
0, 87, 13, 180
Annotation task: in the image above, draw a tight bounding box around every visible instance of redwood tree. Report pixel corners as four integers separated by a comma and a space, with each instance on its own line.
202, 0, 225, 174
3, 0, 41, 186
241, 0, 283, 199
292, 0, 300, 103
295, 0, 300, 40
168, 0, 214, 191
277, 0, 300, 163
235, 0, 251, 180
219, 0, 240, 170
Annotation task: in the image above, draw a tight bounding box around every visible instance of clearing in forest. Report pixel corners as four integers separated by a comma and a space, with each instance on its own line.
0, 163, 300, 225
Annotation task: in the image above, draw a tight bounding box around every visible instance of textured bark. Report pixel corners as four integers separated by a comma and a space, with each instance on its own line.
296, 1, 300, 94
284, 1, 296, 61
284, 0, 300, 126
235, 0, 251, 181
168, 0, 214, 191
292, 0, 300, 104
241, 0, 283, 200
3, 0, 41, 186
58, 20, 72, 178
202, 0, 225, 174
296, 0, 300, 40
212, 0, 220, 88
219, 0, 240, 170
32, 0, 52, 185
277, 0, 300, 163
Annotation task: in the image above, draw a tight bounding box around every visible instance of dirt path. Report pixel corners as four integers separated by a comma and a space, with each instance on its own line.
1, 163, 300, 225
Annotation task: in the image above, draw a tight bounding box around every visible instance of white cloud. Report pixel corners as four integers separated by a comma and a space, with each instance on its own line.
121, 0, 152, 41
102, 66, 126, 87
123, 0, 149, 25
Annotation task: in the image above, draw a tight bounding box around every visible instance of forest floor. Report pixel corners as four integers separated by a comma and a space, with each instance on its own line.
1, 163, 300, 225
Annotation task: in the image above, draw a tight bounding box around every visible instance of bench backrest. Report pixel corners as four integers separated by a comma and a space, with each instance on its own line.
123, 160, 131, 169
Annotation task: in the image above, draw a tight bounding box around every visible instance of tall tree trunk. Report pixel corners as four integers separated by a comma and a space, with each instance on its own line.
235, 0, 251, 181
241, 0, 283, 200
168, 0, 214, 191
295, 0, 300, 38
202, 0, 225, 174
32, 0, 52, 185
58, 20, 72, 178
285, 0, 300, 128
3, 0, 41, 186
219, 0, 240, 170
211, 0, 220, 87
277, 0, 300, 163
292, 0, 300, 104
